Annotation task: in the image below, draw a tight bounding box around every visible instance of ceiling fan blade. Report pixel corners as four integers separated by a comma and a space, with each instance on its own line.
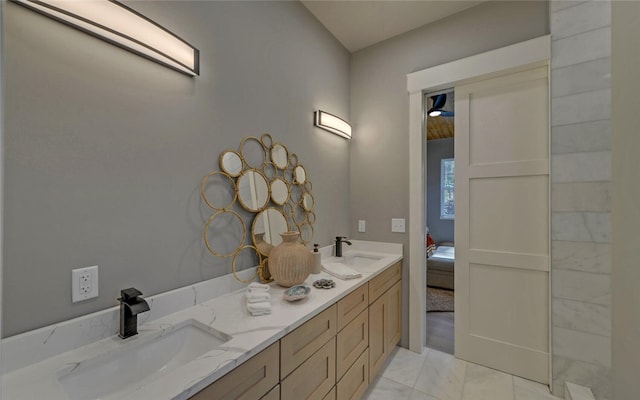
432, 94, 447, 109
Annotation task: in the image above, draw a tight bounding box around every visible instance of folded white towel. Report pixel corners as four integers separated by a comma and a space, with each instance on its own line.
247, 301, 272, 316
247, 282, 270, 292
247, 291, 271, 303
322, 262, 362, 280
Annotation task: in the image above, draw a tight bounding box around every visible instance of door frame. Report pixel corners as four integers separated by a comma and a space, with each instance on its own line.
406, 35, 551, 354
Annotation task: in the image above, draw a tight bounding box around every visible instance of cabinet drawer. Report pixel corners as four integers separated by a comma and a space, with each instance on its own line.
337, 348, 369, 400
191, 341, 279, 400
337, 284, 368, 331
281, 304, 337, 378
281, 338, 336, 400
369, 261, 401, 303
323, 387, 336, 400
261, 385, 280, 400
336, 309, 368, 379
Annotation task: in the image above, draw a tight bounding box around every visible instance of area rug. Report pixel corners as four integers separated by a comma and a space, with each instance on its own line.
427, 287, 454, 312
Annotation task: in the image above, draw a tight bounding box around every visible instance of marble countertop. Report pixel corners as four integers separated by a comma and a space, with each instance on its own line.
2, 241, 402, 400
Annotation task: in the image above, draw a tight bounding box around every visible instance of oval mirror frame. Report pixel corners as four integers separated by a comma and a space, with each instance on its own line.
271, 143, 289, 169
201, 171, 238, 211
298, 222, 314, 245
294, 165, 307, 184
301, 192, 314, 212
204, 210, 246, 258
240, 136, 266, 169
252, 207, 289, 256
232, 245, 260, 283
292, 202, 307, 225
271, 178, 289, 205
219, 150, 243, 177
237, 169, 270, 212
260, 133, 273, 149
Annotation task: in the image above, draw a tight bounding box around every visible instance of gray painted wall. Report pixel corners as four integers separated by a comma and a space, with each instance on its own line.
2, 1, 350, 337
612, 2, 640, 399
350, 0, 549, 347
426, 138, 454, 244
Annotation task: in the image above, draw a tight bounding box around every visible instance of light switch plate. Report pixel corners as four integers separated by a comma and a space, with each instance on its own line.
358, 220, 366, 232
391, 218, 406, 233
72, 265, 99, 302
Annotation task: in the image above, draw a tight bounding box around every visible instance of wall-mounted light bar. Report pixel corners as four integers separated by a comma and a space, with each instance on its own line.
12, 0, 200, 76
314, 110, 352, 139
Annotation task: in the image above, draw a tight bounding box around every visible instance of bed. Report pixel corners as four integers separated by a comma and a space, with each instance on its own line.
427, 244, 455, 290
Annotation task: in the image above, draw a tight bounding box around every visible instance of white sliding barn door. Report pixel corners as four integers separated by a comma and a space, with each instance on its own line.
454, 66, 550, 384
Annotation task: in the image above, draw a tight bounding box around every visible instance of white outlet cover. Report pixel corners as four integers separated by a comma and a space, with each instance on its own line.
358, 220, 366, 233
72, 265, 99, 302
391, 218, 406, 233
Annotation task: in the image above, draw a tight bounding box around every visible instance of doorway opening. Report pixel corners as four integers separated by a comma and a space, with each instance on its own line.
424, 89, 455, 355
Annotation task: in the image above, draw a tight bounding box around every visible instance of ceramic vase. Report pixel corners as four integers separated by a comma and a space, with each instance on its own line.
268, 231, 312, 287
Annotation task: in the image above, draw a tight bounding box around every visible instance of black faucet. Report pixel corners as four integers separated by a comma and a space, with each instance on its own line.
335, 236, 352, 257
118, 288, 150, 339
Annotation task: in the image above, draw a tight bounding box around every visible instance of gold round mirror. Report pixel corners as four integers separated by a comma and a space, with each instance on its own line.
298, 222, 314, 245
294, 165, 306, 184
237, 169, 269, 212
290, 184, 302, 203
252, 207, 289, 256
219, 150, 243, 177
271, 144, 288, 169
232, 245, 261, 283
271, 178, 289, 205
240, 136, 266, 169
204, 210, 246, 258
201, 171, 237, 211
301, 192, 314, 211
292, 203, 307, 225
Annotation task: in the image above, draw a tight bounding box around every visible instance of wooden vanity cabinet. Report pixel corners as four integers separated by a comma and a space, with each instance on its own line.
336, 284, 368, 331
335, 289, 370, 400
281, 305, 337, 379
368, 262, 402, 382
336, 348, 369, 400
189, 260, 402, 400
190, 341, 280, 400
281, 338, 336, 400
261, 385, 280, 400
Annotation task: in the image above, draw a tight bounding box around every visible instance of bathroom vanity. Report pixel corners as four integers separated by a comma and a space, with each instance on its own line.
192, 260, 401, 400
1, 241, 402, 400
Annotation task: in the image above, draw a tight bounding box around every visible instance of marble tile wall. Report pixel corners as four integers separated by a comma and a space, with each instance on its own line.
550, 1, 611, 399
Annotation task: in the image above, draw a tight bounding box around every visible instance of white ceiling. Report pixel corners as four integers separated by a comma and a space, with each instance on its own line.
300, 0, 485, 52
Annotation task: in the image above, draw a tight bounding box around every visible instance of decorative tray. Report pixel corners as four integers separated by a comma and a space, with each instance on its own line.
283, 285, 311, 301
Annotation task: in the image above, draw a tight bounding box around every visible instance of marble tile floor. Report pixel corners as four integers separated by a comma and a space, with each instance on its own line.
362, 346, 562, 400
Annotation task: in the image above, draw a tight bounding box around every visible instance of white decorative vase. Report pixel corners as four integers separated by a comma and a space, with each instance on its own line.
268, 231, 312, 287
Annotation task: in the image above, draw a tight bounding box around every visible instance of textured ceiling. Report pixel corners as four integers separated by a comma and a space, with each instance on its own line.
300, 0, 484, 52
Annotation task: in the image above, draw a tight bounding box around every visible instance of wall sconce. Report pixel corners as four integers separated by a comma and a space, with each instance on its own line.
12, 0, 200, 76
314, 111, 352, 139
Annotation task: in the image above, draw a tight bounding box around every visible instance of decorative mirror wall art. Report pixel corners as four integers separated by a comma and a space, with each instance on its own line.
202, 134, 316, 283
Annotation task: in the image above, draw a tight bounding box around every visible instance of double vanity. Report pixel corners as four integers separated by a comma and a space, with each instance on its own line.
2, 241, 402, 400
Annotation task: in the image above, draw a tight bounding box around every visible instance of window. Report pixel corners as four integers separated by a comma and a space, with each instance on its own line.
440, 158, 455, 219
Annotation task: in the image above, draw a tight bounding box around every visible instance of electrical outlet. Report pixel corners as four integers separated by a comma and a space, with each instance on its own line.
72, 266, 99, 302
391, 218, 406, 233
358, 220, 366, 233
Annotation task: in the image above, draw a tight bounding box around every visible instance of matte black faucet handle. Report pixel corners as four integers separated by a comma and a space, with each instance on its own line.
336, 236, 348, 241
120, 287, 143, 301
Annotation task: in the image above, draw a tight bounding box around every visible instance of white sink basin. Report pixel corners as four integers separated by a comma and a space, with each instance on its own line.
58, 320, 231, 400
341, 253, 384, 267
324, 252, 385, 273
